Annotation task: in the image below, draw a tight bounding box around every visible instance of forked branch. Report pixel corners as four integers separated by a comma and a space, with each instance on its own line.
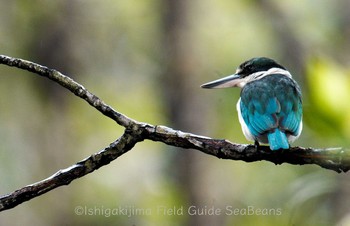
0, 55, 349, 212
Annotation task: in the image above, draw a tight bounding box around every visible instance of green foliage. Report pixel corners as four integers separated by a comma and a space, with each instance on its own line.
305, 57, 350, 145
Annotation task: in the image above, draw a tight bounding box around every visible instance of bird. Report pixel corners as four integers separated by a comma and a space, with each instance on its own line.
201, 57, 302, 151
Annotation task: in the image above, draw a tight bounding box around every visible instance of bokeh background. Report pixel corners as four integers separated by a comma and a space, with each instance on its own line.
1, 0, 350, 225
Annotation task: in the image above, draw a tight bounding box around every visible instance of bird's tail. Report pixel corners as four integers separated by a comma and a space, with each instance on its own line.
267, 129, 289, 151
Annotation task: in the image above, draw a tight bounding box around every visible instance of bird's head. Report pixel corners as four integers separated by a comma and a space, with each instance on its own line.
201, 57, 290, 89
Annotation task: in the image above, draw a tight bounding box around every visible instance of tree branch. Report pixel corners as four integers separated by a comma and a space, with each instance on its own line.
0, 130, 140, 211
0, 54, 349, 211
0, 54, 134, 128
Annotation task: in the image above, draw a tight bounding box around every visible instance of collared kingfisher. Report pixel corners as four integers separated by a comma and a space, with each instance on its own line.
201, 57, 302, 151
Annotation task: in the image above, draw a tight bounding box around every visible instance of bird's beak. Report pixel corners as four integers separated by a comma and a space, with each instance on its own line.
201, 74, 241, 89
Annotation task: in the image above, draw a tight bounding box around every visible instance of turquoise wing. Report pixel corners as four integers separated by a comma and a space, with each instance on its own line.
239, 75, 302, 144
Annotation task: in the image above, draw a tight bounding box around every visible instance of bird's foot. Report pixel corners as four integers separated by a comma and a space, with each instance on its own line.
254, 141, 260, 151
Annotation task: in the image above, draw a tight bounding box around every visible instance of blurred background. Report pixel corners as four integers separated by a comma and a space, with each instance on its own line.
1, 0, 350, 225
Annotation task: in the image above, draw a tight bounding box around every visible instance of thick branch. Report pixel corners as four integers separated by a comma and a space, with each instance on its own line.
0, 54, 349, 211
142, 125, 350, 173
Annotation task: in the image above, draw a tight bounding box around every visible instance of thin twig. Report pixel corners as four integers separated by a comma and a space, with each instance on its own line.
0, 55, 134, 128
0, 130, 140, 211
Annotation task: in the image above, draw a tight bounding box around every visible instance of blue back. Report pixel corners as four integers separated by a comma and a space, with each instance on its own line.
240, 74, 302, 150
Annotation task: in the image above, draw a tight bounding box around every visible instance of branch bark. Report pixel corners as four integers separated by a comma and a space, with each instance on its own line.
0, 54, 349, 211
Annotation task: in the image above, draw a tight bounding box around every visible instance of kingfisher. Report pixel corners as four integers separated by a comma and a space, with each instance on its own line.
201, 57, 302, 151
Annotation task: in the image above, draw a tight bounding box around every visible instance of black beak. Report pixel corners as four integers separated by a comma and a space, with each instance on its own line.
201, 74, 241, 89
